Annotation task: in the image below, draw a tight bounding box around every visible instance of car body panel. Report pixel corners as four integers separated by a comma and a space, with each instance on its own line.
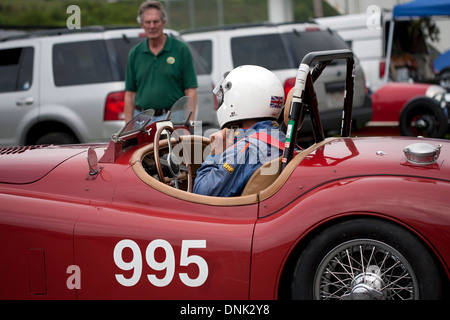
0, 145, 86, 184
73, 201, 255, 299
0, 191, 80, 299
257, 136, 446, 212
251, 175, 450, 298
1, 133, 449, 299
371, 82, 429, 122
1, 49, 449, 300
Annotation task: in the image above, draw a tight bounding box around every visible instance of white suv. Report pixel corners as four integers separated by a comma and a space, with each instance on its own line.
0, 27, 216, 146
182, 23, 372, 134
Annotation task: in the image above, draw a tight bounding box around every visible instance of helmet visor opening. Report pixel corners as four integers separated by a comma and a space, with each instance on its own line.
213, 71, 231, 107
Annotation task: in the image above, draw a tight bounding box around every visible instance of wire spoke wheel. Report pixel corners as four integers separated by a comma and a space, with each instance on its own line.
314, 239, 418, 300
291, 219, 444, 300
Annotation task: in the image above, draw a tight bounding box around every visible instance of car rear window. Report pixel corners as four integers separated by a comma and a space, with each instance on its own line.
53, 40, 114, 86
284, 30, 349, 65
188, 44, 209, 75
106, 36, 143, 81
0, 47, 33, 93
188, 40, 213, 73
230, 30, 349, 71
231, 33, 292, 70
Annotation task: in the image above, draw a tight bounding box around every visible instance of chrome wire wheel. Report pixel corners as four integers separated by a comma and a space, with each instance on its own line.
313, 239, 419, 300
291, 219, 444, 300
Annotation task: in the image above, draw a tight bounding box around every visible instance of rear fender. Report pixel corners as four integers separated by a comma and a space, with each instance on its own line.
250, 175, 450, 299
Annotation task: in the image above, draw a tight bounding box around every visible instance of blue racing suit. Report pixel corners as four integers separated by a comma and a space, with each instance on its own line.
193, 120, 286, 197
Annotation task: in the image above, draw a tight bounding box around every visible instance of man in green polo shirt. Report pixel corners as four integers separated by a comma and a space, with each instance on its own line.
124, 0, 198, 123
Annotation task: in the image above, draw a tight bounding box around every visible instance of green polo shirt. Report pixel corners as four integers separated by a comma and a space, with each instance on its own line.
125, 34, 198, 110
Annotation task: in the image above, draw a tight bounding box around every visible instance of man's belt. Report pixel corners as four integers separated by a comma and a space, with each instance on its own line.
135, 106, 170, 116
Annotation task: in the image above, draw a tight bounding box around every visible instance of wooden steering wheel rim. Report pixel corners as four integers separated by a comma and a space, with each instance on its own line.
153, 125, 193, 192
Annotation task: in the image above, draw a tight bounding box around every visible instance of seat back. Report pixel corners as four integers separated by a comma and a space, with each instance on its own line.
241, 88, 294, 196
241, 156, 282, 196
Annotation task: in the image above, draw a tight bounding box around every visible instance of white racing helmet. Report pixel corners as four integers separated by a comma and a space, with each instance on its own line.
214, 65, 285, 129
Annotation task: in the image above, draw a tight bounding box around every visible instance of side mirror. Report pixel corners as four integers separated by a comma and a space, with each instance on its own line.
86, 146, 99, 175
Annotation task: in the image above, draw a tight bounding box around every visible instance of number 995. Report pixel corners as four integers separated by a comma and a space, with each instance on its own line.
113, 239, 208, 288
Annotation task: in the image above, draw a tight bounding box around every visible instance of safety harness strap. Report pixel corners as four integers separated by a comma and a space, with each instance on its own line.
247, 132, 284, 150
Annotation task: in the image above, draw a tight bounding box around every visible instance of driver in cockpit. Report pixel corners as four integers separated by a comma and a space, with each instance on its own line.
193, 65, 286, 197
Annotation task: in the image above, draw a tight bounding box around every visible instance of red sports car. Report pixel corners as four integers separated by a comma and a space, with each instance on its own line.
357, 82, 449, 138
0, 50, 449, 300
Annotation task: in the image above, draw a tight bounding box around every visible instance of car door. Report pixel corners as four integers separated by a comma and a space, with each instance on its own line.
0, 43, 39, 146
73, 170, 258, 299
0, 191, 82, 299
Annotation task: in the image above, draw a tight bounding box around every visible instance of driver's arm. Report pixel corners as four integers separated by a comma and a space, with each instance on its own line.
193, 138, 259, 197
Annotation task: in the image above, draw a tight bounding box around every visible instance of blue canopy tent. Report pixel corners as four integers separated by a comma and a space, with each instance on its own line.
393, 0, 450, 18
383, 0, 450, 81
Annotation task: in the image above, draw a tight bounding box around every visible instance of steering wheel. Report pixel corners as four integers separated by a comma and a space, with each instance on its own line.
153, 125, 193, 192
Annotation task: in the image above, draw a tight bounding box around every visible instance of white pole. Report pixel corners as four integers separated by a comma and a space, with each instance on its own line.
268, 0, 293, 23
384, 19, 395, 83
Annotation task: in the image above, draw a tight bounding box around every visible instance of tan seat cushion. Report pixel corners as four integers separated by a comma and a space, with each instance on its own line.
241, 156, 282, 196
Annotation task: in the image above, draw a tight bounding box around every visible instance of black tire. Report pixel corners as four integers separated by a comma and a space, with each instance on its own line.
291, 218, 444, 300
399, 97, 447, 138
35, 132, 78, 145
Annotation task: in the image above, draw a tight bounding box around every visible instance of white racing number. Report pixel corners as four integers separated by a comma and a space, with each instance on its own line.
113, 239, 208, 288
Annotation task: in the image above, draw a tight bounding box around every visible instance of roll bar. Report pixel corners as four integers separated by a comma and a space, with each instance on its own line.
281, 49, 355, 171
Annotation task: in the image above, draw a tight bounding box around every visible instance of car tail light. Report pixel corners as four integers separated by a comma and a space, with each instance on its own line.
283, 78, 295, 100
104, 91, 125, 121
379, 60, 386, 79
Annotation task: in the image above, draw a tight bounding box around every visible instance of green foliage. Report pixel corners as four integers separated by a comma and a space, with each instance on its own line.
0, 0, 141, 27
0, 0, 338, 30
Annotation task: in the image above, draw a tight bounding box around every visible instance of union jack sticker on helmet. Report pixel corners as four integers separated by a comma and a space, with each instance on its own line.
270, 96, 284, 109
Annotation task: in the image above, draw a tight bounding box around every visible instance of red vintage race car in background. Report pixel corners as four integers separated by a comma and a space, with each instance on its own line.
356, 81, 449, 138
0, 50, 449, 300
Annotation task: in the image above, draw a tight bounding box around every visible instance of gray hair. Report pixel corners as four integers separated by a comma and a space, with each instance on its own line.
136, 1, 168, 25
